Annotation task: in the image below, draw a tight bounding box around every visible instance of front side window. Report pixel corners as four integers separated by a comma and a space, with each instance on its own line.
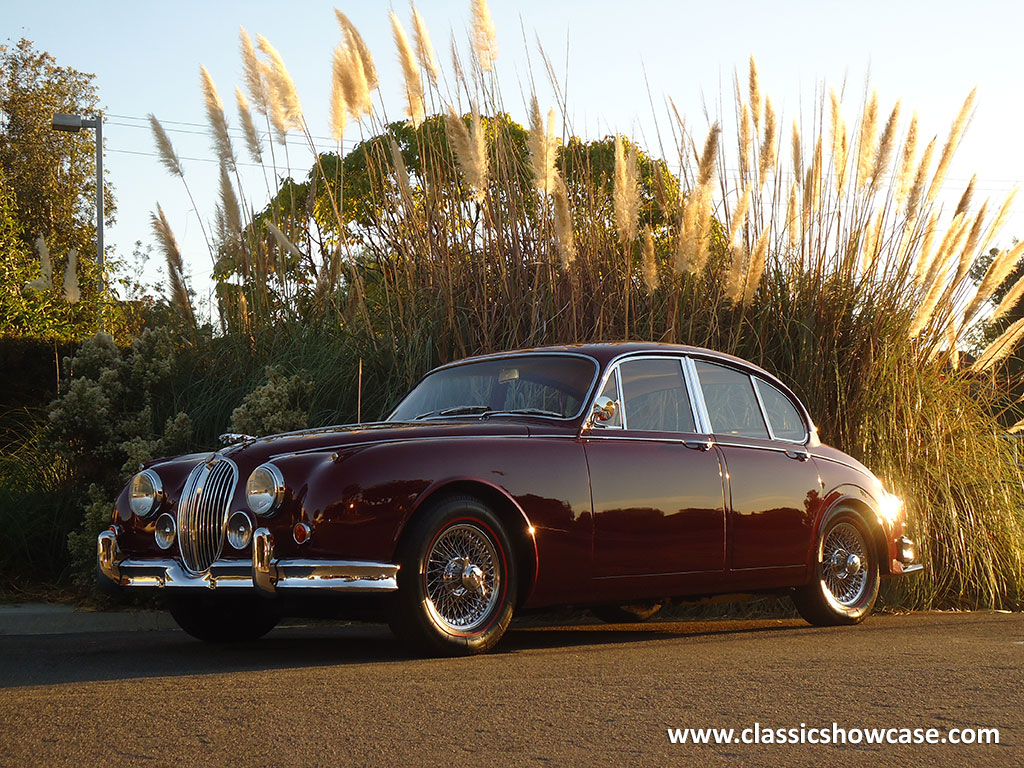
617, 358, 696, 433
754, 377, 808, 442
694, 360, 770, 439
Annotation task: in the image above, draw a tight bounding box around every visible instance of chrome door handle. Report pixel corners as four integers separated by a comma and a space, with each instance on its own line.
683, 438, 713, 451
785, 448, 811, 461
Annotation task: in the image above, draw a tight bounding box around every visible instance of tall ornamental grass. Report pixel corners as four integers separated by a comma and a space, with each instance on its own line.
139, 1, 1024, 610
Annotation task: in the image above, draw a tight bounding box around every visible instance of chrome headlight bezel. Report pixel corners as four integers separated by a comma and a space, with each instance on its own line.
129, 469, 164, 518
246, 463, 286, 517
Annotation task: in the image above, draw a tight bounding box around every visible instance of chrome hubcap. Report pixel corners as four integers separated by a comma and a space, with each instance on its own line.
425, 523, 500, 633
822, 522, 869, 607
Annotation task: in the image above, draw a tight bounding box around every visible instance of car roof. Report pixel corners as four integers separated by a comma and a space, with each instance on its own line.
445, 342, 776, 380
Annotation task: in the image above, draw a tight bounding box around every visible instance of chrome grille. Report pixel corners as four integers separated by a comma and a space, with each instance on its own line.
177, 456, 238, 573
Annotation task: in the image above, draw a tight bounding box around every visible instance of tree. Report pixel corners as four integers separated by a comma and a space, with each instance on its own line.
0, 38, 116, 340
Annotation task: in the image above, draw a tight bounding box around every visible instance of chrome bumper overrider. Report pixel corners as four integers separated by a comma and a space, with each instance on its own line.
97, 529, 398, 594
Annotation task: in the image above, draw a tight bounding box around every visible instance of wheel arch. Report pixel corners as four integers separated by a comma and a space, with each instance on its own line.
815, 490, 893, 577
396, 478, 539, 607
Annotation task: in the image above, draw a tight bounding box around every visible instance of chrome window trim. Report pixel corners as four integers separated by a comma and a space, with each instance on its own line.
615, 364, 627, 430
586, 354, 705, 436
682, 356, 713, 434
386, 351, 601, 423
752, 376, 810, 445
749, 373, 776, 441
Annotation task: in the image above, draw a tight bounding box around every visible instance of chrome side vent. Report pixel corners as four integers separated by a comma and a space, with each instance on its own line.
177, 457, 238, 573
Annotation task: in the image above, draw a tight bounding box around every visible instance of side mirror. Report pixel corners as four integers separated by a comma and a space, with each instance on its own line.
590, 396, 618, 424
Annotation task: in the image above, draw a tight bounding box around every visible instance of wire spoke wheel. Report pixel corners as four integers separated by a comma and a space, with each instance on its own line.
424, 522, 501, 633
820, 521, 869, 607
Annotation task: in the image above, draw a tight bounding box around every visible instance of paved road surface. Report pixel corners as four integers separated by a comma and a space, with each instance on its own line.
0, 612, 1021, 767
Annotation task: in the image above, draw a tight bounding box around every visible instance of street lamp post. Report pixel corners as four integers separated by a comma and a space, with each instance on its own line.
51, 112, 104, 304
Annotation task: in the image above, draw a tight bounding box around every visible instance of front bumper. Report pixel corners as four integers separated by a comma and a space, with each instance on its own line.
892, 535, 923, 575
97, 529, 399, 594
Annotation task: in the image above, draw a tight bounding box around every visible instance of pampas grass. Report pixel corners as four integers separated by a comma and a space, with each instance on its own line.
527, 97, 558, 194
971, 317, 1024, 373
23, 235, 52, 292
445, 106, 488, 203
256, 35, 303, 142
926, 87, 976, 208
411, 4, 440, 86
390, 11, 425, 127
235, 87, 263, 163
613, 135, 639, 245
329, 47, 348, 140
200, 65, 236, 171
855, 90, 879, 191
148, 114, 183, 177
470, 0, 498, 73
335, 10, 378, 90
150, 205, 196, 329
62, 248, 80, 304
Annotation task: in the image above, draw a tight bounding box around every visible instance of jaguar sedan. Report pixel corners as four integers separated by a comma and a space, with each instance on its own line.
98, 343, 920, 655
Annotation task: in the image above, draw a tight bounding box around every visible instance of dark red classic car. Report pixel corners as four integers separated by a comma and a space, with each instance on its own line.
99, 343, 920, 654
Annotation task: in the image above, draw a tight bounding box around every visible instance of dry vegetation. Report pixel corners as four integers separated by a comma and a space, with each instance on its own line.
140, 1, 1024, 610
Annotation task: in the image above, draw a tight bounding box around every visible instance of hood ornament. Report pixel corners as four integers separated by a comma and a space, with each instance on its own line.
218, 432, 255, 446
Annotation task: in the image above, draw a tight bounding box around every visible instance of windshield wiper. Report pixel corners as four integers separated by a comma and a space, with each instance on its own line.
481, 408, 564, 418
413, 405, 490, 420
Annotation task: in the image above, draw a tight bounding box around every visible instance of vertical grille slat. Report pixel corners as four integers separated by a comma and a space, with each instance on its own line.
177, 457, 238, 573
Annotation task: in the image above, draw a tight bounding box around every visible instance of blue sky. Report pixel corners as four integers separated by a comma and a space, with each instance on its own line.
6, 0, 1023, 314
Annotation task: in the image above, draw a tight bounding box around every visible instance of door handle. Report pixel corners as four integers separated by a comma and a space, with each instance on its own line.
683, 438, 713, 451
785, 448, 811, 461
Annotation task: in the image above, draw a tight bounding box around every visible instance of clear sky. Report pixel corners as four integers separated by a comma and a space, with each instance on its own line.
5, 0, 1023, 314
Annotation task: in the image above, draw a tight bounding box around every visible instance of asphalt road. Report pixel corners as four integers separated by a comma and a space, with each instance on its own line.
0, 612, 1021, 767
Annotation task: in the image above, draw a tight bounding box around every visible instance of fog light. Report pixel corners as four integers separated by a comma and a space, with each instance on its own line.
154, 513, 176, 550
227, 511, 253, 550
293, 522, 311, 545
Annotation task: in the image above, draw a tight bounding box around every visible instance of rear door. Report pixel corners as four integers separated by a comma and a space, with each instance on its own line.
691, 359, 822, 574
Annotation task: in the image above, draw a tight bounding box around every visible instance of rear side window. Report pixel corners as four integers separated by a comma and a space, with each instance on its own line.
754, 378, 807, 442
618, 358, 695, 433
694, 360, 769, 439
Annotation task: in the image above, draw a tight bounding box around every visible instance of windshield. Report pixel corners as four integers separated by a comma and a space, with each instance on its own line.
389, 354, 598, 421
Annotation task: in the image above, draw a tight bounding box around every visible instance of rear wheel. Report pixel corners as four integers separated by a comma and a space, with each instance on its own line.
390, 495, 516, 656
793, 508, 879, 626
165, 593, 279, 643
591, 602, 664, 623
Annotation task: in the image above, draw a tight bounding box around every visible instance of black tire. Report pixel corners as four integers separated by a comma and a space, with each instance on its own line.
389, 495, 517, 656
792, 507, 880, 626
590, 602, 664, 623
165, 593, 279, 643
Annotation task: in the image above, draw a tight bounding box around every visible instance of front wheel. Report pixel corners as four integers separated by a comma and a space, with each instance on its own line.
792, 508, 879, 626
165, 594, 279, 643
389, 495, 517, 656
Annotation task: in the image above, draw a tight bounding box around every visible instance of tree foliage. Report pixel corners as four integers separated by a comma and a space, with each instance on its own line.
0, 38, 118, 341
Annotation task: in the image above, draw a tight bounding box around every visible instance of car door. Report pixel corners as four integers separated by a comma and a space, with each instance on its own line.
691, 359, 822, 574
584, 356, 727, 580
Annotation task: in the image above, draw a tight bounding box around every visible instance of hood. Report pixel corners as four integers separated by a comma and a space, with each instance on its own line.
217, 419, 545, 465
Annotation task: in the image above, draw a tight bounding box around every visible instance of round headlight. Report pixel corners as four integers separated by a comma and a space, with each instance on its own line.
227, 511, 254, 549
129, 469, 163, 518
154, 513, 176, 550
246, 463, 285, 517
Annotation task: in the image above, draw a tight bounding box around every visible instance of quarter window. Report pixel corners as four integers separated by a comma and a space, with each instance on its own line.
618, 358, 696, 433
694, 360, 770, 439
754, 378, 807, 442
